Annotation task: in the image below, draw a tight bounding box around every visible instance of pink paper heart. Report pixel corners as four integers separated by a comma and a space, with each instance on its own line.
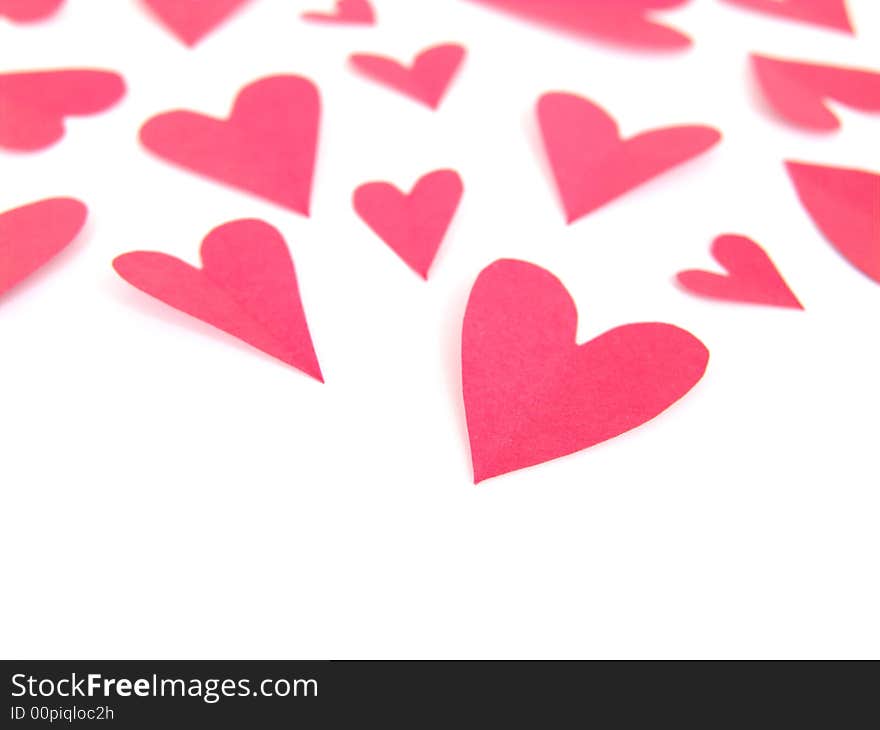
537, 92, 721, 223
114, 219, 323, 378
463, 259, 709, 483
140, 75, 321, 216
350, 44, 466, 109
0, 70, 125, 151
354, 169, 463, 279
786, 162, 880, 285
752, 54, 880, 132
677, 235, 803, 309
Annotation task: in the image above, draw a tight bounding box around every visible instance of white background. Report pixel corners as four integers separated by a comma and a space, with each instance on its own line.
1, 0, 878, 659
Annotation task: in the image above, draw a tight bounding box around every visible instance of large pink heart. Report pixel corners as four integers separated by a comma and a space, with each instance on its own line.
462, 259, 709, 482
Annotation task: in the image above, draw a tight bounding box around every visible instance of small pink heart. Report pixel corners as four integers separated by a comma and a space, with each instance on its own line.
350, 44, 466, 109
354, 170, 463, 279
677, 235, 803, 309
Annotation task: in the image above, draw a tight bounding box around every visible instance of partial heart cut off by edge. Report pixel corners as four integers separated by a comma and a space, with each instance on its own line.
141, 0, 254, 46
720, 0, 854, 34
786, 161, 880, 285
751, 55, 880, 132
302, 0, 375, 25
0, 69, 125, 151
462, 0, 692, 50
0, 197, 87, 298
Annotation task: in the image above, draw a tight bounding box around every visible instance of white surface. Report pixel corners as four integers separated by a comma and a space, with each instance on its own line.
1, 0, 878, 659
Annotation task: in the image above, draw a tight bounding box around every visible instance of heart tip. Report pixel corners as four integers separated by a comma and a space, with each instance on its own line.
472, 464, 502, 484
471, 464, 483, 484
291, 201, 312, 217
280, 355, 323, 382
